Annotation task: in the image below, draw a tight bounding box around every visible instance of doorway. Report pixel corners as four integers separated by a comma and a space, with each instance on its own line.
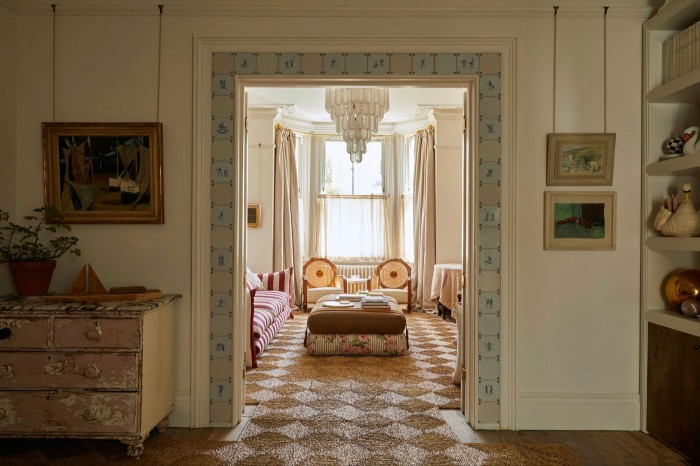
192, 42, 515, 430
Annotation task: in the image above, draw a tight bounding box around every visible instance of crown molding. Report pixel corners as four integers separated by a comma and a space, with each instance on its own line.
0, 0, 19, 14
14, 0, 654, 18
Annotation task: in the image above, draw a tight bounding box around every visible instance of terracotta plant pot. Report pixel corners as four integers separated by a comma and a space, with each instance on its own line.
9, 260, 57, 296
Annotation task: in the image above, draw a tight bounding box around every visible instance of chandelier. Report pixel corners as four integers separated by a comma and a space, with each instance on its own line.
325, 88, 389, 163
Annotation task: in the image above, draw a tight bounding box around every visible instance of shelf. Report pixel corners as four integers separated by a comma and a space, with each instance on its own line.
645, 236, 700, 251
645, 0, 700, 31
646, 155, 700, 175
645, 309, 700, 338
647, 69, 700, 103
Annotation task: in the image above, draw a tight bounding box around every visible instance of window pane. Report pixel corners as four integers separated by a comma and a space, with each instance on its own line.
324, 140, 383, 195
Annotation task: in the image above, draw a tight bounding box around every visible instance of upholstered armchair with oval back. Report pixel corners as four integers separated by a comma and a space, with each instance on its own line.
369, 258, 412, 311
302, 257, 347, 311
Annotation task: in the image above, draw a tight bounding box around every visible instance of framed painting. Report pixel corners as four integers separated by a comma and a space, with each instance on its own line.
43, 122, 164, 224
247, 204, 261, 228
546, 133, 616, 186
544, 191, 616, 250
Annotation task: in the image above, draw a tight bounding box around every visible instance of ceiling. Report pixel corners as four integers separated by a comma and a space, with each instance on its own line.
246, 87, 466, 123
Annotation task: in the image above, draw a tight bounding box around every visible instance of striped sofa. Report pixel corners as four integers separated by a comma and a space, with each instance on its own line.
246, 267, 294, 368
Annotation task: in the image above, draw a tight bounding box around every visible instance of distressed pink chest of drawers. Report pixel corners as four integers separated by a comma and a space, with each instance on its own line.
0, 294, 180, 457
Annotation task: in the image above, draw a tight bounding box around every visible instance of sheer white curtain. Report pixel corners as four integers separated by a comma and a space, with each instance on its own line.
273, 126, 302, 305
316, 194, 389, 261
412, 127, 436, 311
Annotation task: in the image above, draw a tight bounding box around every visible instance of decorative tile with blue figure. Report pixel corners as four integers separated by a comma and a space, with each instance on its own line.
277, 53, 301, 74
210, 379, 232, 402
479, 249, 500, 272
212, 117, 233, 140
234, 53, 256, 74
480, 74, 501, 96
479, 314, 500, 336
478, 356, 500, 380
210, 292, 232, 315
479, 161, 500, 184
322, 53, 345, 74
480, 119, 501, 140
479, 380, 500, 402
479, 334, 501, 356
479, 291, 500, 314
212, 74, 233, 96
479, 205, 500, 227
210, 335, 232, 358
367, 53, 391, 74
434, 53, 457, 75
211, 248, 232, 271
345, 53, 366, 74
412, 53, 434, 75
212, 161, 233, 184
211, 204, 233, 228
456, 53, 479, 74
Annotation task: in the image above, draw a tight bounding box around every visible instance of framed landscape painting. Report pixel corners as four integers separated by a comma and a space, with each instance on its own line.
546, 133, 615, 186
43, 122, 164, 224
544, 191, 616, 250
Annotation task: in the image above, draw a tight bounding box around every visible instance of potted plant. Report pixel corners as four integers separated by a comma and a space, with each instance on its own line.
0, 207, 81, 296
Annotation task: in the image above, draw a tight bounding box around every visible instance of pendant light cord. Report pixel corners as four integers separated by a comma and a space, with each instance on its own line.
552, 6, 558, 134
157, 5, 163, 121
52, 4, 57, 122
603, 6, 609, 133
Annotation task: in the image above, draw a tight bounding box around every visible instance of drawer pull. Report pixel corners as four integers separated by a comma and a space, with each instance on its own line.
694, 344, 700, 351
0, 364, 13, 377
0, 327, 12, 340
83, 364, 101, 379
85, 324, 102, 341
82, 407, 99, 421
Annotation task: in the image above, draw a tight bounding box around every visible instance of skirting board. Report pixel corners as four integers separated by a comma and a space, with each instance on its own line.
517, 392, 640, 430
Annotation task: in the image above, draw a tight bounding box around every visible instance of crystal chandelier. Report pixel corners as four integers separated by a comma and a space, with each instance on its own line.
325, 88, 389, 163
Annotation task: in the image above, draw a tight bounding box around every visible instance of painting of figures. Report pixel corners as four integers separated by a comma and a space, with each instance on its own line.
547, 133, 615, 185
43, 123, 163, 224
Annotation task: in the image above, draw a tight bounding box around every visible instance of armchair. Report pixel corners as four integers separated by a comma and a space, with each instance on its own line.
302, 257, 347, 311
369, 258, 412, 311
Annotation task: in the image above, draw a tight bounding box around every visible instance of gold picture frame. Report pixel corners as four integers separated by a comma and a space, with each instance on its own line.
544, 191, 616, 251
546, 133, 615, 186
247, 204, 261, 228
43, 122, 164, 224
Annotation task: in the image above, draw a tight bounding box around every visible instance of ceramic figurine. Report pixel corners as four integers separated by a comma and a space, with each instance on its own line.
682, 126, 700, 156
654, 183, 700, 237
681, 298, 700, 317
663, 135, 685, 158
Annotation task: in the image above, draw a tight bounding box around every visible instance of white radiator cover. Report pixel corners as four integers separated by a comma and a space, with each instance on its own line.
336, 264, 377, 279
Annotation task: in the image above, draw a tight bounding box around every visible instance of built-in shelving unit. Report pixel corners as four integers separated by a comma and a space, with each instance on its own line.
642, 1, 700, 459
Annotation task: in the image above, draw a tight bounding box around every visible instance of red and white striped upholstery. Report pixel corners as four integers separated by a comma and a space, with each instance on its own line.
247, 276, 294, 368
256, 266, 294, 304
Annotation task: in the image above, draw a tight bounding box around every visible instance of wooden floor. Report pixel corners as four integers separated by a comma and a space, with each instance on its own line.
156, 424, 690, 466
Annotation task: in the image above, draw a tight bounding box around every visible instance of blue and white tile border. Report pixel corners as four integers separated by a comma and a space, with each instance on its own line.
194, 39, 515, 429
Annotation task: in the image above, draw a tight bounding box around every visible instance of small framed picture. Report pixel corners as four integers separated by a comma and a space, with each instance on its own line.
544, 191, 616, 250
546, 133, 615, 186
247, 204, 260, 228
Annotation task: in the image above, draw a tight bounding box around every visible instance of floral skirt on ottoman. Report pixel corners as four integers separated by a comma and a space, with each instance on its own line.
304, 332, 408, 356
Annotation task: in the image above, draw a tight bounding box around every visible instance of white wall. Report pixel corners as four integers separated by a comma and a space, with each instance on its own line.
0, 3, 18, 289
6, 1, 647, 429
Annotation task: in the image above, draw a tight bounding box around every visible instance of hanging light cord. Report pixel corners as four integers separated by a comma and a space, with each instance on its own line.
156, 5, 163, 121
552, 6, 558, 134
603, 6, 609, 133
52, 4, 57, 122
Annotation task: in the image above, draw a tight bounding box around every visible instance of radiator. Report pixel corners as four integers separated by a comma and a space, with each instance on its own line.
336, 264, 377, 279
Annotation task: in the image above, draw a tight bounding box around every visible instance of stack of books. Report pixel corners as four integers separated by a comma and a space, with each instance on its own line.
361, 295, 390, 309
337, 294, 363, 302
662, 20, 700, 84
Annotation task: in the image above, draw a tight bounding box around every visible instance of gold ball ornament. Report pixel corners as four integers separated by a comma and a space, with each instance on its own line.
663, 269, 700, 307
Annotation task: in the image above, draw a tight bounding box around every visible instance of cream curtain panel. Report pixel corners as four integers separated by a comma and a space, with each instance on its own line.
315, 194, 389, 261
412, 127, 436, 311
273, 126, 302, 305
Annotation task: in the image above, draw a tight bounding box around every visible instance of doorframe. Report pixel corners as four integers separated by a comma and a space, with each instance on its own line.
192, 36, 517, 429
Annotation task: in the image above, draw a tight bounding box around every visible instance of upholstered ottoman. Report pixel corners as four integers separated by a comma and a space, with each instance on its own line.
304, 295, 409, 356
